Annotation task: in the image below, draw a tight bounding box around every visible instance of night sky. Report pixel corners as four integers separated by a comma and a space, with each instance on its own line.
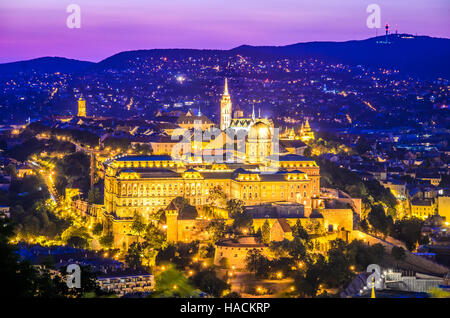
0, 0, 448, 63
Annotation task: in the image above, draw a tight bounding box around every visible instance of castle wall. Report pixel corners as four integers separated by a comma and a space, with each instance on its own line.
214, 245, 268, 270
321, 208, 354, 231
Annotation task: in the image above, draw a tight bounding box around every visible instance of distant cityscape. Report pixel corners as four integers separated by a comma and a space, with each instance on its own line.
0, 24, 449, 300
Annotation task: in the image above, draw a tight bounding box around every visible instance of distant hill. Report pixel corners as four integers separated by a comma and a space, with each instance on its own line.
0, 57, 95, 75
95, 48, 227, 70
0, 35, 448, 79
230, 34, 450, 79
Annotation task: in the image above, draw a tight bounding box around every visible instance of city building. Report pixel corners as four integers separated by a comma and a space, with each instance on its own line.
77, 96, 87, 118
97, 272, 154, 296
410, 198, 435, 219
437, 196, 450, 221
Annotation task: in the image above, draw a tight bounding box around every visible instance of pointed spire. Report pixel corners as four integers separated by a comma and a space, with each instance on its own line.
258, 107, 261, 118
304, 118, 310, 129
252, 104, 255, 121
224, 78, 229, 95
198, 106, 202, 116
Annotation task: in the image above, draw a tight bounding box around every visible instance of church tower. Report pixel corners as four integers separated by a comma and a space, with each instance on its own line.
77, 95, 86, 117
300, 118, 314, 142
220, 78, 232, 130
165, 202, 179, 242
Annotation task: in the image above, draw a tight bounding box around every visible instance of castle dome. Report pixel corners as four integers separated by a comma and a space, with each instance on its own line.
249, 121, 271, 140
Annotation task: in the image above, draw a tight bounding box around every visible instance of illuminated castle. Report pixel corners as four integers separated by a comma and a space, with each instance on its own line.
101, 153, 327, 248
77, 95, 86, 117
92, 78, 353, 250
281, 119, 314, 143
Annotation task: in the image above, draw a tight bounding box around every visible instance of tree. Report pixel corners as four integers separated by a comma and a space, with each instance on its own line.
323, 243, 354, 288
103, 137, 131, 151
346, 240, 385, 271
294, 256, 326, 297
428, 287, 450, 298
246, 248, 262, 274
131, 211, 146, 237
99, 233, 114, 249
125, 242, 143, 270
0, 218, 103, 298
391, 246, 406, 263
206, 220, 227, 243
61, 226, 92, 248
261, 220, 271, 244
208, 186, 227, 209
133, 143, 152, 155
268, 240, 292, 259
219, 257, 230, 269
226, 199, 244, 218
66, 235, 89, 249
54, 152, 90, 196
232, 211, 253, 233
391, 218, 423, 251
287, 237, 308, 260
245, 249, 270, 278
150, 264, 197, 298
190, 269, 230, 297
144, 222, 167, 250
292, 219, 309, 241
368, 204, 393, 237
92, 222, 103, 236
359, 218, 369, 232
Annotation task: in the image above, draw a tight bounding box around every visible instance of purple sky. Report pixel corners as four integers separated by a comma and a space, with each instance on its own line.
0, 0, 448, 63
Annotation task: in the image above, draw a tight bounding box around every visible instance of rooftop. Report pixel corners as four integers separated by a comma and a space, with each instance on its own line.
115, 155, 173, 162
